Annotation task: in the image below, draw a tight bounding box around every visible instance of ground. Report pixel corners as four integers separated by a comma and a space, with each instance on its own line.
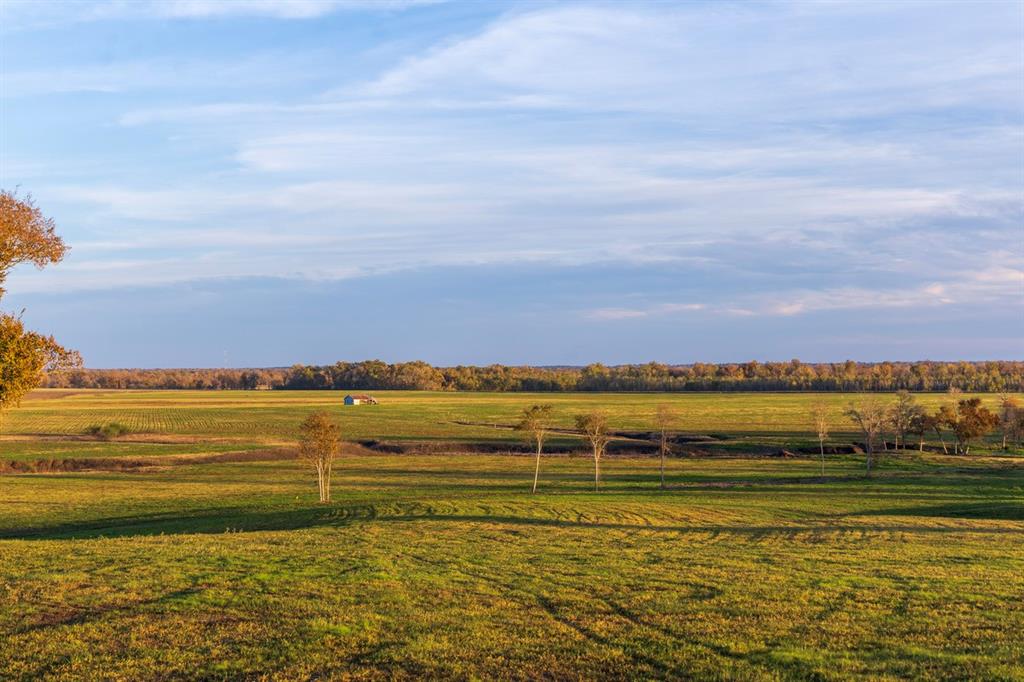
0, 390, 1021, 680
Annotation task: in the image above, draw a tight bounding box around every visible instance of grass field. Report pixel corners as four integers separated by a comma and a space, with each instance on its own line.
4, 388, 1018, 444
1, 390, 1022, 680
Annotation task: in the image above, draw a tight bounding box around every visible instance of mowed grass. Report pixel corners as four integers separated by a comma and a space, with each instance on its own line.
0, 390, 1022, 680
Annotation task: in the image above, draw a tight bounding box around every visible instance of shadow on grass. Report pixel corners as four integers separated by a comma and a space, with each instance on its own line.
3, 502, 1022, 541
855, 502, 1024, 521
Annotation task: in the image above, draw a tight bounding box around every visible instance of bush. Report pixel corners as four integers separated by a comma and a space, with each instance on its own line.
85, 422, 130, 440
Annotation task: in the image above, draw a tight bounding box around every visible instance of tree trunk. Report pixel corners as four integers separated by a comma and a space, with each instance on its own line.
323, 461, 332, 503
819, 437, 825, 476
594, 450, 600, 492
935, 429, 948, 454
532, 441, 542, 494
660, 438, 666, 490
919, 436, 924, 452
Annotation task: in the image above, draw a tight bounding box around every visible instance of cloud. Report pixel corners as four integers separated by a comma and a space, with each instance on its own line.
1, 0, 441, 31
6, 0, 1021, 339
583, 264, 1024, 322
155, 0, 440, 19
1, 52, 325, 98
587, 303, 706, 321
351, 2, 1022, 119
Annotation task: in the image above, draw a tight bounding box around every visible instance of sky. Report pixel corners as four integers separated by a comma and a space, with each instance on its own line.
1, 0, 1022, 368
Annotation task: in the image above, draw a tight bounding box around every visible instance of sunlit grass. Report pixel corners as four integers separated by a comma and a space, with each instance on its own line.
0, 390, 1021, 679
1, 452, 1022, 679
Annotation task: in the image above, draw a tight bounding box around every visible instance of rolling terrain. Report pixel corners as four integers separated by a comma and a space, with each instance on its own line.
0, 390, 1021, 679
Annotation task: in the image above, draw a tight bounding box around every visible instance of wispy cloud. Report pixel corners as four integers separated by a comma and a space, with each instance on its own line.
1, 0, 440, 31
583, 262, 1024, 321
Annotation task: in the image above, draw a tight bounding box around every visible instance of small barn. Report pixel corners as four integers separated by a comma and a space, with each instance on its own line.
344, 394, 378, 406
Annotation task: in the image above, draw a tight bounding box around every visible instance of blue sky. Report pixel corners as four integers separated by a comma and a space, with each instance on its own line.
1, 0, 1021, 367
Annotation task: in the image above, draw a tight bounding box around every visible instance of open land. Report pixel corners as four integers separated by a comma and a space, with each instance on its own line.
0, 390, 1022, 680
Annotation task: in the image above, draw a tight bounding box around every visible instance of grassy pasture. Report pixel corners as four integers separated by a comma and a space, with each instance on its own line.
0, 390, 1022, 680
4, 388, 1018, 445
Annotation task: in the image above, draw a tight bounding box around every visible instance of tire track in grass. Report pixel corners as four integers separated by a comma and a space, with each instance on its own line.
404, 552, 679, 679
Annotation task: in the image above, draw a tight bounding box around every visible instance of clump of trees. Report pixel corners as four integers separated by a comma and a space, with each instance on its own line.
836, 391, 1005, 474
0, 191, 80, 427
940, 398, 1000, 455
298, 411, 341, 503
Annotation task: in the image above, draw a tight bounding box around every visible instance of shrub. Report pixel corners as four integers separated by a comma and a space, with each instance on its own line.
85, 422, 130, 440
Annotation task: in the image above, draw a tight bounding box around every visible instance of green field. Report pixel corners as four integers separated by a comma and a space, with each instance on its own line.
1, 390, 1022, 680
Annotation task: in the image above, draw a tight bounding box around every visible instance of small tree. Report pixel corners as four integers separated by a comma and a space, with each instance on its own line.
654, 404, 678, 489
575, 411, 611, 491
931, 406, 952, 454
888, 390, 918, 450
810, 401, 829, 475
1009, 409, 1024, 449
907, 410, 931, 452
943, 398, 999, 455
845, 399, 888, 476
998, 394, 1020, 450
298, 411, 341, 503
516, 404, 553, 494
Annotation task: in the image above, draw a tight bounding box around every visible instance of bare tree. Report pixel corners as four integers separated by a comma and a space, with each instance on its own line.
575, 411, 611, 491
810, 401, 829, 475
998, 394, 1020, 450
889, 390, 919, 450
845, 400, 888, 476
930, 408, 951, 454
654, 404, 678, 489
908, 410, 930, 452
926, 388, 959, 455
516, 404, 554, 494
298, 411, 341, 503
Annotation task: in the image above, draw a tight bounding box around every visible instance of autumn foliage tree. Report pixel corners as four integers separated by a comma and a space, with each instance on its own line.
0, 191, 80, 425
942, 398, 999, 455
0, 316, 78, 426
298, 411, 341, 503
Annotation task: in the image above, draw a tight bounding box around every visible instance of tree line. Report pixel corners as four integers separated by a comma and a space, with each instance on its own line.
46, 359, 1024, 392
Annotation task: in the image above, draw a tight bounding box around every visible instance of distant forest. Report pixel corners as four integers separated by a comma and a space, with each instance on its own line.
45, 360, 1024, 392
